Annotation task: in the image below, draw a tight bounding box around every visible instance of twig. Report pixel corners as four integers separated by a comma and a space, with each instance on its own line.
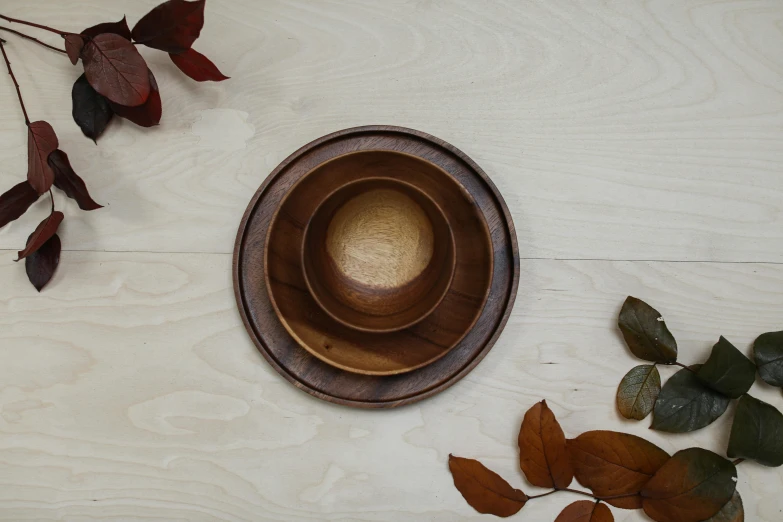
733, 458, 745, 466
0, 14, 65, 37
528, 487, 638, 502
0, 38, 30, 125
48, 189, 55, 213
0, 25, 66, 54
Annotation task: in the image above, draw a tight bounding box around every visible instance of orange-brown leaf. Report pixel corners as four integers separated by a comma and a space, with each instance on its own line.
518, 400, 573, 489
448, 455, 528, 517
555, 501, 614, 522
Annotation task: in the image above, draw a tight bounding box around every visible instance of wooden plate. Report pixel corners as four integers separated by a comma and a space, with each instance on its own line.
234, 126, 519, 408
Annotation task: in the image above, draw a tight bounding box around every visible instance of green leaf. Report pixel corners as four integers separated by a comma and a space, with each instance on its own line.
696, 337, 755, 398
641, 448, 737, 522
754, 330, 783, 387
727, 394, 783, 467
651, 365, 730, 433
703, 492, 743, 522
617, 364, 661, 420
618, 296, 678, 363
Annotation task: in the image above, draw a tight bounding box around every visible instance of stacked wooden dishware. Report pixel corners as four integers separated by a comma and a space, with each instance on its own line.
233, 126, 519, 408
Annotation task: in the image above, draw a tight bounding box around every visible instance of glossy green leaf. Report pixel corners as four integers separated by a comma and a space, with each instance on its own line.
651, 365, 730, 433
727, 394, 783, 467
617, 364, 661, 420
703, 492, 743, 522
618, 296, 677, 363
696, 337, 755, 398
754, 331, 783, 387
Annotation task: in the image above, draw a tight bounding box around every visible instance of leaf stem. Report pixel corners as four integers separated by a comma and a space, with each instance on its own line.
0, 26, 66, 54
527, 488, 638, 502
671, 361, 696, 373
0, 38, 30, 125
0, 15, 65, 37
732, 458, 745, 466
48, 189, 55, 213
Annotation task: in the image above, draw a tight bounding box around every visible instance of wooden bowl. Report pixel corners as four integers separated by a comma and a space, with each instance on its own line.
264, 149, 494, 376
302, 177, 456, 333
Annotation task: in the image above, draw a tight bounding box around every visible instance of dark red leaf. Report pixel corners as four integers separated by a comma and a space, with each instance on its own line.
131, 0, 205, 54
25, 232, 60, 291
64, 34, 85, 65
81, 16, 132, 40
518, 400, 573, 489
27, 121, 59, 194
48, 150, 103, 211
82, 33, 150, 107
169, 48, 228, 81
555, 501, 614, 522
0, 181, 39, 229
72, 74, 114, 142
16, 211, 64, 261
110, 69, 161, 127
448, 455, 528, 517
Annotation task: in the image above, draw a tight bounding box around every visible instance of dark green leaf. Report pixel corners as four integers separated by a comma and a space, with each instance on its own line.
652, 365, 730, 433
617, 364, 661, 420
618, 296, 678, 363
754, 331, 783, 387
641, 448, 737, 522
696, 337, 755, 398
703, 492, 743, 522
727, 394, 783, 467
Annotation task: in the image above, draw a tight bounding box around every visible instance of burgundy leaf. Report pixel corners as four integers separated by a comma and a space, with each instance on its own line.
27, 121, 59, 194
81, 16, 132, 40
17, 211, 64, 261
169, 48, 228, 81
48, 150, 103, 211
72, 74, 114, 142
0, 181, 39, 229
25, 232, 60, 291
110, 69, 162, 127
82, 33, 150, 107
131, 0, 205, 54
64, 34, 85, 65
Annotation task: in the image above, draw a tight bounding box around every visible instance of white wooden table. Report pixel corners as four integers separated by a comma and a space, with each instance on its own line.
1, 1, 782, 520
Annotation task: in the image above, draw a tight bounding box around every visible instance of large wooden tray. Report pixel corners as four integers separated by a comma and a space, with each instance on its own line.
233, 126, 519, 408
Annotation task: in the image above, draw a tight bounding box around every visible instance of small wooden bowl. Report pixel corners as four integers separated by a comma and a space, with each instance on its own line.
302, 177, 456, 333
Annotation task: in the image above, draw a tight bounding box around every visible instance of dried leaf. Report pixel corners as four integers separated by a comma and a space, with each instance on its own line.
568, 431, 670, 510
518, 400, 573, 489
131, 0, 205, 54
0, 181, 39, 229
110, 69, 161, 127
25, 232, 60, 291
16, 211, 64, 261
555, 501, 614, 522
754, 331, 783, 388
72, 74, 114, 142
617, 364, 661, 420
48, 150, 103, 211
641, 448, 737, 522
82, 33, 150, 107
703, 492, 743, 522
169, 48, 229, 81
651, 365, 730, 433
618, 296, 678, 363
696, 337, 755, 399
64, 34, 85, 65
27, 121, 59, 194
727, 394, 783, 467
448, 455, 527, 517
81, 16, 132, 40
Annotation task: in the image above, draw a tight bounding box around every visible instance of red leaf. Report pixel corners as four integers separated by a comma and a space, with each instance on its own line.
555, 501, 614, 522
71, 74, 114, 142
518, 400, 574, 489
64, 34, 85, 65
169, 48, 228, 81
25, 233, 60, 291
110, 69, 162, 127
131, 0, 205, 54
27, 121, 59, 194
448, 455, 528, 517
82, 34, 150, 107
17, 211, 64, 261
81, 16, 132, 40
0, 181, 39, 229
48, 150, 103, 211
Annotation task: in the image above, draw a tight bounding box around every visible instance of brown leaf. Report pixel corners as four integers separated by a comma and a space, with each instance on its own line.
555, 501, 614, 522
703, 492, 743, 522
25, 232, 60, 291
64, 34, 84, 64
518, 400, 573, 489
82, 33, 150, 107
448, 455, 528, 517
0, 181, 39, 229
569, 431, 670, 510
169, 48, 229, 81
16, 211, 64, 261
131, 0, 205, 54
48, 150, 103, 211
110, 69, 161, 127
81, 16, 132, 40
27, 121, 59, 194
